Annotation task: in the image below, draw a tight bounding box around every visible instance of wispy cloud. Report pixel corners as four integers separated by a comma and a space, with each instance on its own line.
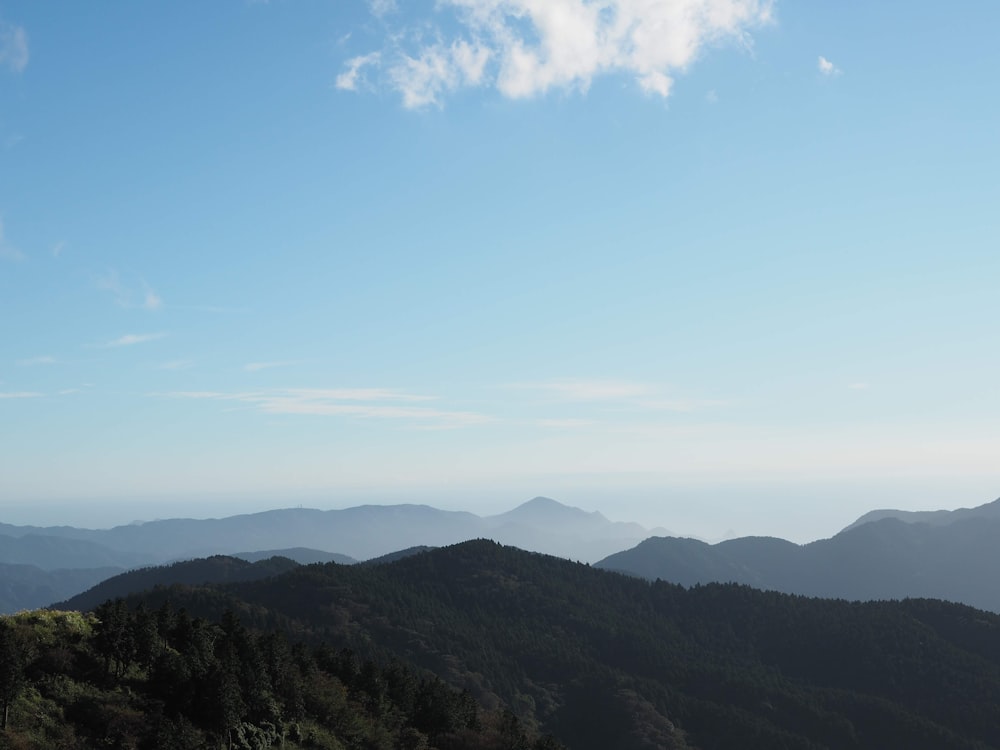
142, 285, 163, 311
512, 379, 726, 415
162, 387, 490, 428
96, 270, 163, 310
0, 391, 40, 399
368, 0, 397, 18
51, 241, 67, 258
171, 304, 251, 314
16, 355, 57, 366
0, 218, 24, 261
848, 382, 870, 390
104, 333, 166, 348
537, 418, 598, 429
511, 379, 652, 401
340, 0, 774, 107
818, 55, 840, 76
243, 361, 298, 373
3, 132, 23, 150
336, 52, 381, 91
155, 359, 194, 371
0, 19, 28, 74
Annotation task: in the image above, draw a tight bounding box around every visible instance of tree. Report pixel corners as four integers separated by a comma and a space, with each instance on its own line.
93, 599, 135, 678
0, 620, 25, 730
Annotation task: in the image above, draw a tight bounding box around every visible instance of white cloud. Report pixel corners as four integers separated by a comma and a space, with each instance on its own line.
156, 360, 194, 371
0, 218, 24, 261
637, 398, 727, 412
16, 355, 57, 366
512, 379, 726, 414
96, 270, 164, 310
0, 20, 28, 74
163, 387, 490, 428
243, 361, 297, 372
51, 241, 67, 258
0, 391, 40, 399
538, 418, 598, 428
368, 0, 398, 17
96, 270, 127, 304
341, 0, 774, 107
335, 52, 381, 91
142, 286, 163, 311
104, 333, 166, 348
818, 55, 839, 76
512, 379, 652, 401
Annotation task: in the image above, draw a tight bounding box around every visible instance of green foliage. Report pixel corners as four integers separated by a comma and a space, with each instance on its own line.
0, 599, 556, 750
122, 539, 1000, 750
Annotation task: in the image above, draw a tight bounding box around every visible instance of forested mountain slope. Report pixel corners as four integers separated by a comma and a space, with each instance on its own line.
52, 555, 302, 613
115, 540, 1000, 750
0, 606, 561, 749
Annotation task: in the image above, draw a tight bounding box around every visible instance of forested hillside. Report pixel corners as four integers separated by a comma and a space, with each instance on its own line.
52, 555, 302, 613
0, 605, 561, 749
106, 540, 1000, 750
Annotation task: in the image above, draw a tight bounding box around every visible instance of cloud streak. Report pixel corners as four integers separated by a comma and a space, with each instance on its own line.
96, 270, 164, 310
0, 218, 24, 261
163, 387, 490, 428
511, 379, 727, 416
0, 20, 28, 74
243, 361, 298, 373
0, 391, 40, 399
340, 0, 774, 107
104, 333, 166, 348
513, 379, 652, 401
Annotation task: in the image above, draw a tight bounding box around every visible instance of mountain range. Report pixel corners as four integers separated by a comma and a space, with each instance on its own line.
0, 497, 663, 568
597, 496, 1000, 612
6, 493, 1000, 616
0, 497, 666, 613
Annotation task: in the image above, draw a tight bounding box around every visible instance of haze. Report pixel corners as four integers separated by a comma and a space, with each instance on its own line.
1, 2, 998, 542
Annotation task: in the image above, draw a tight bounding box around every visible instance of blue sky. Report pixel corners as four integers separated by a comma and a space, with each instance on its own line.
1, 1, 998, 540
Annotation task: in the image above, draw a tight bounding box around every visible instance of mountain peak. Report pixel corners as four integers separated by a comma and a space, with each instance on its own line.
503, 497, 600, 521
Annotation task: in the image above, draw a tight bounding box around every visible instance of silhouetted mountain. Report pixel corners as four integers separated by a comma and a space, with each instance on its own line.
0, 563, 123, 614
0, 497, 660, 564
118, 541, 1000, 749
842, 495, 1000, 532
52, 554, 300, 612
232, 547, 357, 565
598, 516, 1000, 612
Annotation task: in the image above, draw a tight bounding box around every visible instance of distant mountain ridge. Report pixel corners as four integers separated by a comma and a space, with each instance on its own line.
0, 497, 668, 612
598, 511, 1000, 613
0, 497, 664, 566
841, 495, 1000, 532
0, 563, 123, 615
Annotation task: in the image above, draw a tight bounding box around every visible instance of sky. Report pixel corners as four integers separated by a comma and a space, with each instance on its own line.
1, 1, 998, 541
